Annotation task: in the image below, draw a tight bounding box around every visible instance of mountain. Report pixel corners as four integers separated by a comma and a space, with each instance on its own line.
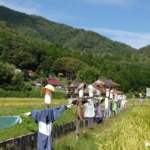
0, 6, 149, 93
137, 45, 150, 66
0, 5, 136, 55
139, 45, 150, 55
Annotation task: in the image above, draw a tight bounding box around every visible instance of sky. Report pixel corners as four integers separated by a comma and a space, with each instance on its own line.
0, 0, 150, 49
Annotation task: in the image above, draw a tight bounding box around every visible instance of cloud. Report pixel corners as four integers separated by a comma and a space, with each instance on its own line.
0, 0, 79, 23
81, 0, 137, 7
84, 27, 150, 49
1, 0, 149, 49
0, 0, 40, 15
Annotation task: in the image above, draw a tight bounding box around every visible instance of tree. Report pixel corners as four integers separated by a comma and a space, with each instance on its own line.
0, 62, 15, 87
13, 51, 37, 70
52, 57, 88, 80
76, 66, 100, 84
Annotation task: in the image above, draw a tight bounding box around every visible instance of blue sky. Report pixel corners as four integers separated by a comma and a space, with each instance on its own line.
0, 0, 150, 49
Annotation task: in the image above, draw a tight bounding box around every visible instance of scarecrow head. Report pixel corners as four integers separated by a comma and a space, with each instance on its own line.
78, 83, 87, 98
41, 84, 55, 105
88, 84, 94, 97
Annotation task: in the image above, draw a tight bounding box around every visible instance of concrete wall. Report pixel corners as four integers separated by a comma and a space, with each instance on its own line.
0, 121, 77, 150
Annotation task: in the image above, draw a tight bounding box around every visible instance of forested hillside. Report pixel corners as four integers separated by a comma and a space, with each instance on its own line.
0, 5, 150, 95
138, 45, 150, 66
0, 5, 135, 54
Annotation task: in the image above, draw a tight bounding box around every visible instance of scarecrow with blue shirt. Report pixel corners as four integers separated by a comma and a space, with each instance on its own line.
23, 84, 72, 150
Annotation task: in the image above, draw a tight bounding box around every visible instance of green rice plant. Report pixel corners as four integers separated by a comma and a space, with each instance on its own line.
53, 100, 150, 150
0, 88, 67, 99
0, 98, 76, 141
0, 98, 150, 150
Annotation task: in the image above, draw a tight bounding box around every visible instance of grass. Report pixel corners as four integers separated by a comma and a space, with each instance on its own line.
53, 99, 150, 150
94, 106, 150, 150
0, 98, 150, 150
0, 98, 76, 141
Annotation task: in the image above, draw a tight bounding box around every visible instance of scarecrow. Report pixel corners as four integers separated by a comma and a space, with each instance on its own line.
120, 94, 127, 109
42, 84, 55, 107
78, 83, 87, 98
104, 88, 110, 119
72, 99, 87, 139
132, 94, 135, 106
139, 93, 143, 105
84, 84, 95, 129
23, 84, 72, 150
94, 97, 104, 124
109, 90, 118, 116
112, 99, 117, 115
71, 83, 87, 139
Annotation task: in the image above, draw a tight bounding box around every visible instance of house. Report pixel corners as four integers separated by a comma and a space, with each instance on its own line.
65, 81, 104, 98
64, 81, 87, 99
15, 68, 21, 73
93, 79, 121, 96
92, 84, 106, 95
65, 79, 123, 100
48, 78, 62, 89
109, 88, 124, 100
93, 79, 120, 88
64, 81, 86, 94
36, 83, 42, 88
28, 70, 35, 76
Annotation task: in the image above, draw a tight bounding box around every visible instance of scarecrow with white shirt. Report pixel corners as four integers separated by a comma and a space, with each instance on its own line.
104, 88, 110, 119
84, 84, 95, 129
23, 84, 72, 150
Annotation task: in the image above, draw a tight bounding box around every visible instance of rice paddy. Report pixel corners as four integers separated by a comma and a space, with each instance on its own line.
53, 99, 150, 150
0, 98, 150, 150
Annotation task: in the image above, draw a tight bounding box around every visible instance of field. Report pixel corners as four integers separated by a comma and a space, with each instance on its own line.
53, 100, 150, 150
0, 98, 150, 150
0, 98, 77, 141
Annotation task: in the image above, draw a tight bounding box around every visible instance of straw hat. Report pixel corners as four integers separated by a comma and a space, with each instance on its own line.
41, 84, 55, 94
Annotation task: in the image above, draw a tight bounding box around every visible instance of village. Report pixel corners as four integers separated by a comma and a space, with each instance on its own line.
0, 2, 150, 150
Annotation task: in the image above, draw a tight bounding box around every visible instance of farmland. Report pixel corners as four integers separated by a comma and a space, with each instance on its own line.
54, 100, 150, 150
0, 98, 150, 150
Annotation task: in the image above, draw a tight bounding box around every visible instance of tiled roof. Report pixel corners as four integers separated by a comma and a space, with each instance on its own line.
93, 84, 106, 94
48, 78, 61, 85
65, 81, 87, 88
94, 79, 120, 87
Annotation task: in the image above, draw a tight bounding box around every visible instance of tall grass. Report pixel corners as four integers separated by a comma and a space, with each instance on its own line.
53, 100, 150, 150
94, 106, 150, 150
